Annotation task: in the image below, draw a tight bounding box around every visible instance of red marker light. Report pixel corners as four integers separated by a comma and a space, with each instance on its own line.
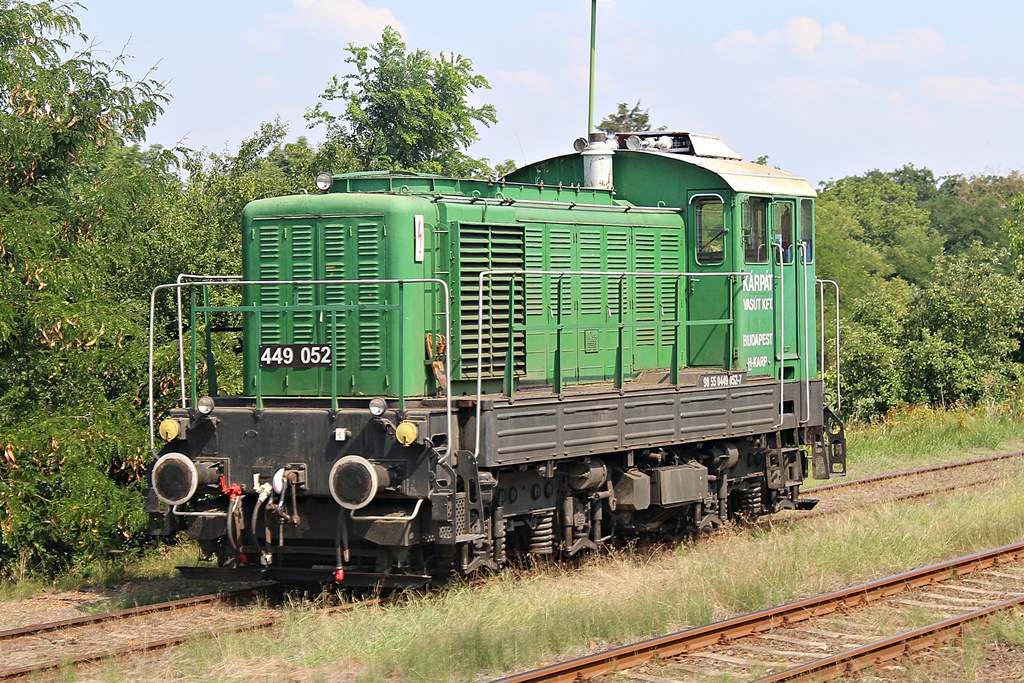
334, 568, 345, 583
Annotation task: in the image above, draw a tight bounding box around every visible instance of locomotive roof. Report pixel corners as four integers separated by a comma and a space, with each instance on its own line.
656, 152, 817, 198
506, 131, 817, 203
508, 151, 815, 199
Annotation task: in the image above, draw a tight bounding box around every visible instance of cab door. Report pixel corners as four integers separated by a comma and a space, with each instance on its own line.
770, 200, 800, 379
686, 194, 732, 368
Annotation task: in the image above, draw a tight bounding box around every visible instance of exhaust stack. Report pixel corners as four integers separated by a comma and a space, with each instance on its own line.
577, 132, 615, 190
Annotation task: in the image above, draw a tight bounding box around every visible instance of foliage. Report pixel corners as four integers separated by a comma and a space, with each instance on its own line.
0, 0, 177, 574
0, 0, 167, 193
305, 26, 497, 177
837, 249, 1024, 418
927, 172, 1024, 257
818, 171, 941, 286
1006, 194, 1024, 275
597, 99, 658, 134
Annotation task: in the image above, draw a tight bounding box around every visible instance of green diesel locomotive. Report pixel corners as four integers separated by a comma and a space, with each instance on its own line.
146, 131, 846, 585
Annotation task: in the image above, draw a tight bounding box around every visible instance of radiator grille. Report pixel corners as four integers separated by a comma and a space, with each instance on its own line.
458, 224, 526, 378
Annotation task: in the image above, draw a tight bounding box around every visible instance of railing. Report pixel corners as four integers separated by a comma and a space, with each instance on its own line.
817, 279, 841, 412
772, 243, 786, 429
471, 269, 749, 459
147, 277, 452, 458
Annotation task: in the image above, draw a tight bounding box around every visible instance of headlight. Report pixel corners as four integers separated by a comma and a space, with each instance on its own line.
315, 172, 334, 192
368, 397, 387, 416
197, 395, 215, 415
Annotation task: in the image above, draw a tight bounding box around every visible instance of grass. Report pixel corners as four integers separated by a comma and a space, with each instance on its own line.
155, 469, 1024, 682
800, 401, 1024, 489
0, 541, 240, 610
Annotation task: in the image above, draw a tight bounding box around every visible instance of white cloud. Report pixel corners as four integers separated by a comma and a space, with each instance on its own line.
254, 75, 281, 94
717, 17, 944, 65
772, 77, 863, 101
497, 70, 554, 93
276, 0, 406, 43
887, 91, 909, 107
921, 75, 1024, 107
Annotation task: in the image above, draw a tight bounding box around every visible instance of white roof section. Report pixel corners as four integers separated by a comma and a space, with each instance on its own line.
687, 133, 742, 160
649, 151, 817, 198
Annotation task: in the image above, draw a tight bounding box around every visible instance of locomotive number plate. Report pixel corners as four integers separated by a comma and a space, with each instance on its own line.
259, 344, 333, 367
698, 371, 747, 389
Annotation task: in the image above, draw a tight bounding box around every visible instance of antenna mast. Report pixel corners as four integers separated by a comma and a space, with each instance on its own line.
588, 0, 597, 135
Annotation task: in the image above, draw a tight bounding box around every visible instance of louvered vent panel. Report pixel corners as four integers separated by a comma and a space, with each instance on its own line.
291, 224, 316, 343
524, 226, 544, 317
459, 224, 526, 378
322, 223, 347, 358
548, 229, 573, 317
579, 230, 603, 316
258, 224, 282, 343
606, 230, 629, 315
634, 232, 657, 346
357, 223, 383, 369
659, 233, 682, 345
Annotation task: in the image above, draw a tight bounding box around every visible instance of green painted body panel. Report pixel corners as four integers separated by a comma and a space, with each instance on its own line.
241, 192, 441, 398
236, 158, 819, 401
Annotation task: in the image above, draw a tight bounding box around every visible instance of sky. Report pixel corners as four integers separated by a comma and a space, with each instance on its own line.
75, 0, 1024, 186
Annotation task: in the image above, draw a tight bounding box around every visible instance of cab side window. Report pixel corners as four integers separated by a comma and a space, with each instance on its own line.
743, 197, 768, 264
695, 197, 726, 265
774, 202, 794, 264
801, 198, 814, 263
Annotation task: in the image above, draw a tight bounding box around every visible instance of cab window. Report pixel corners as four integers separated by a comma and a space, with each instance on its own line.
743, 197, 768, 264
695, 197, 726, 265
801, 198, 814, 263
774, 202, 794, 264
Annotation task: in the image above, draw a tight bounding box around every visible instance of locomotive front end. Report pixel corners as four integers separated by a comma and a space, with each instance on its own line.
145, 175, 463, 584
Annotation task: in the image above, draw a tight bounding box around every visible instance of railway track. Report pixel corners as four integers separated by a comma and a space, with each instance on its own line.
791, 451, 1024, 520
489, 453, 1024, 682
0, 587, 276, 679
492, 543, 1024, 682
0, 582, 385, 680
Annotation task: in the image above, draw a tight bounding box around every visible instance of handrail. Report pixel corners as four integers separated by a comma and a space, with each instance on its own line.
799, 242, 811, 424
349, 498, 424, 522
471, 268, 750, 460
174, 274, 242, 406
148, 277, 452, 460
772, 242, 785, 429
817, 279, 841, 412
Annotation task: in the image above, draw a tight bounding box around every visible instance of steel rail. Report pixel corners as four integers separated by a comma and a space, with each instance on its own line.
754, 594, 1024, 682
0, 591, 381, 680
489, 541, 1024, 682
805, 451, 1024, 494
0, 587, 258, 641
0, 616, 278, 680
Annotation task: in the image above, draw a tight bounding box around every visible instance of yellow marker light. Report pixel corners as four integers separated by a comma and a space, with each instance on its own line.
395, 420, 418, 447
158, 418, 181, 442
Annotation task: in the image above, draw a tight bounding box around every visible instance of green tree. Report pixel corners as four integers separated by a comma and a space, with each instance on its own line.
838, 249, 1023, 418
0, 0, 166, 194
305, 26, 497, 177
0, 0, 175, 575
927, 172, 1024, 257
597, 100, 657, 134
818, 172, 941, 286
